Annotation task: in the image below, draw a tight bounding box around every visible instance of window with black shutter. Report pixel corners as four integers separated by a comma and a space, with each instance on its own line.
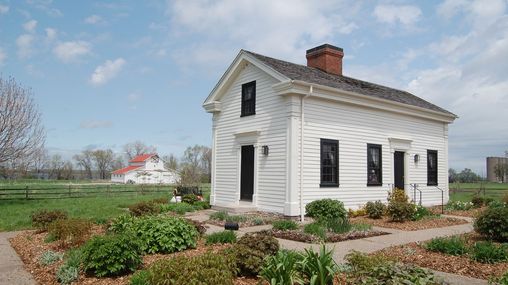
320, 139, 339, 187
427, 150, 438, 186
241, 81, 256, 117
367, 144, 382, 186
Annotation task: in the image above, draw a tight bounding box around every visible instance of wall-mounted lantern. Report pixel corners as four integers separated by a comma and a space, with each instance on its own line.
262, 145, 269, 156
414, 154, 420, 163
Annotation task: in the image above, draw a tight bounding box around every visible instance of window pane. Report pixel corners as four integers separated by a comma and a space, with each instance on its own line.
320, 140, 338, 185
367, 144, 382, 185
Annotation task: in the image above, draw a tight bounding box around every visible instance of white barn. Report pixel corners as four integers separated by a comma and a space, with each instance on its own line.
111, 154, 179, 184
203, 44, 457, 217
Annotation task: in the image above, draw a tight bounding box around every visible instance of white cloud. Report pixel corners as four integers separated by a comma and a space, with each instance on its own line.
79, 120, 113, 129
53, 41, 91, 62
23, 19, 37, 32
89, 58, 126, 86
0, 48, 6, 65
127, 92, 142, 102
45, 28, 57, 41
373, 4, 422, 26
84, 14, 103, 24
0, 4, 9, 14
16, 34, 34, 58
437, 0, 506, 29
26, 0, 62, 17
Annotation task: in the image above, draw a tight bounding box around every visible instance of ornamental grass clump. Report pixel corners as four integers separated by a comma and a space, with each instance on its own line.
470, 241, 508, 264
272, 220, 298, 231
205, 230, 237, 245
424, 236, 468, 256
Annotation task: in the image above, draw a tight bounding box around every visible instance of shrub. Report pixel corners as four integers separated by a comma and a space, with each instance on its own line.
300, 245, 338, 285
194, 200, 211, 209
48, 218, 92, 247
81, 234, 143, 277
272, 220, 298, 231
237, 232, 279, 256
259, 250, 304, 285
424, 236, 468, 256
387, 188, 416, 222
303, 222, 327, 240
206, 230, 237, 245
472, 196, 485, 208
231, 232, 280, 276
488, 200, 506, 209
182, 194, 199, 204
39, 250, 63, 266
56, 264, 78, 285
348, 208, 367, 218
365, 201, 385, 219
484, 197, 495, 206
134, 251, 237, 285
305, 199, 347, 223
31, 209, 68, 230
128, 201, 160, 216
326, 218, 352, 234
470, 241, 508, 264
412, 205, 435, 221
446, 201, 473, 211
474, 206, 508, 242
108, 214, 135, 234
210, 210, 229, 220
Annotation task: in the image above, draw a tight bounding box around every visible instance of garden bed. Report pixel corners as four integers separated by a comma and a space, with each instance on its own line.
269, 228, 389, 243
352, 215, 468, 231
206, 211, 284, 228
9, 230, 257, 285
374, 235, 508, 280
428, 205, 485, 218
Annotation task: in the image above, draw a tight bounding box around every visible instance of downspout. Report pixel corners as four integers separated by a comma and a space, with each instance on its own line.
300, 85, 313, 222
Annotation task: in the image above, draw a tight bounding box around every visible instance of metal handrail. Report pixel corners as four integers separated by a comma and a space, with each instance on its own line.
410, 183, 422, 206
433, 186, 445, 214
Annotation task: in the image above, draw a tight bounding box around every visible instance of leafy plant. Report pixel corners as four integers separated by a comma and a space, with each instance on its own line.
348, 208, 367, 218
128, 201, 160, 216
160, 202, 196, 215
226, 214, 247, 223
303, 222, 327, 240
387, 188, 416, 222
81, 233, 143, 277
412, 205, 435, 221
229, 232, 280, 277
182, 194, 199, 204
39, 250, 63, 266
365, 201, 386, 219
237, 232, 279, 256
31, 209, 68, 230
474, 206, 508, 242
446, 201, 473, 211
252, 217, 265, 225
209, 210, 229, 220
305, 199, 347, 223
472, 196, 486, 208
259, 250, 304, 285
56, 264, 79, 285
470, 241, 508, 264
133, 251, 237, 285
48, 218, 92, 247
194, 200, 211, 210
424, 236, 468, 256
488, 200, 506, 209
272, 220, 298, 231
206, 230, 237, 245
300, 245, 338, 285
108, 214, 135, 233
326, 218, 352, 234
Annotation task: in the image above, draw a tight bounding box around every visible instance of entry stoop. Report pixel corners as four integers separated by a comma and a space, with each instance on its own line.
212, 201, 257, 214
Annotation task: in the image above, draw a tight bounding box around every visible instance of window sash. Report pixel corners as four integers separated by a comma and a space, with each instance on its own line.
367, 144, 382, 186
427, 150, 438, 185
320, 139, 338, 187
241, 81, 256, 117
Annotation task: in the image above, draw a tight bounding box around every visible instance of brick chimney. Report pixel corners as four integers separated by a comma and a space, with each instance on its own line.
306, 44, 344, 76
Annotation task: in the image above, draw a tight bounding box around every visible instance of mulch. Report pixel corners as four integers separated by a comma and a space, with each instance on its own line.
428, 206, 485, 218
351, 216, 468, 231
269, 229, 389, 244
207, 211, 284, 228
9, 230, 257, 285
375, 236, 508, 280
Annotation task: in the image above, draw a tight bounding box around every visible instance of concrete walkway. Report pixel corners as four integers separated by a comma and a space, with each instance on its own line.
0, 232, 36, 285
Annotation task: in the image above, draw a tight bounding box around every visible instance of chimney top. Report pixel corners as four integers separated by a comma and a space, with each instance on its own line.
306, 44, 344, 76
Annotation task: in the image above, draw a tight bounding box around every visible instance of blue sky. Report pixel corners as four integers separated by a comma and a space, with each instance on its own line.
0, 0, 507, 174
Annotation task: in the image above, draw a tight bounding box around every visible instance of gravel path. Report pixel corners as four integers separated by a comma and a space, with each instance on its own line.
0, 232, 36, 285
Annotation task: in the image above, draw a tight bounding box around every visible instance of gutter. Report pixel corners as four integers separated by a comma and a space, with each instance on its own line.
300, 85, 313, 222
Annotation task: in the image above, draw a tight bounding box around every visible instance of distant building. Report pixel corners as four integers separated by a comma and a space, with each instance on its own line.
111, 154, 179, 184
486, 156, 508, 182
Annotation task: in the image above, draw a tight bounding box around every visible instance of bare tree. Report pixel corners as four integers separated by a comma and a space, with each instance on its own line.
162, 154, 179, 170
49, 154, 65, 179
111, 154, 125, 172
73, 150, 94, 179
123, 141, 157, 160
0, 77, 45, 164
61, 161, 74, 180
180, 145, 212, 185
31, 147, 49, 174
92, 149, 114, 180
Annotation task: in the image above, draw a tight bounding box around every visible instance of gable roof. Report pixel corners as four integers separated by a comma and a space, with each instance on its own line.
129, 154, 156, 163
112, 165, 142, 175
243, 50, 455, 117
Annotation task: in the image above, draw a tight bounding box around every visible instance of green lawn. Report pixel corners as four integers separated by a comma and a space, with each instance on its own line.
0, 193, 169, 231
449, 182, 508, 202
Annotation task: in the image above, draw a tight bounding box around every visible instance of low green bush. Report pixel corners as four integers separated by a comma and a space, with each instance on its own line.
412, 205, 435, 221
424, 236, 468, 256
326, 218, 352, 234
230, 232, 280, 277
193, 200, 211, 210
272, 220, 298, 231
108, 214, 135, 234
303, 222, 327, 240
387, 188, 416, 222
300, 245, 338, 285
365, 201, 385, 219
160, 202, 197, 215
488, 200, 506, 209
131, 251, 237, 285
81, 234, 143, 277
31, 209, 68, 230
259, 250, 304, 285
128, 201, 160, 216
474, 206, 508, 242
305, 199, 347, 223
56, 264, 78, 285
39, 250, 63, 266
446, 201, 473, 211
182, 194, 199, 204
205, 230, 237, 245
472, 196, 485, 208
48, 218, 92, 247
470, 241, 508, 264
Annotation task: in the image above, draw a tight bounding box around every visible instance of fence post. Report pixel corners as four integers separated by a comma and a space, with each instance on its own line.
25, 186, 29, 200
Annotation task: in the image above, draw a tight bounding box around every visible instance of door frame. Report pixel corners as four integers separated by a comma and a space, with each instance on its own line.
234, 131, 259, 206
388, 138, 412, 194
393, 151, 405, 190
240, 145, 255, 201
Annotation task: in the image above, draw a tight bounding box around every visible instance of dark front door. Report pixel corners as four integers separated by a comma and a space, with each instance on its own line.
240, 145, 254, 201
394, 151, 405, 190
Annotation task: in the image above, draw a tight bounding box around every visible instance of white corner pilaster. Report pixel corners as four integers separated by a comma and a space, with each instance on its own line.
284, 95, 301, 216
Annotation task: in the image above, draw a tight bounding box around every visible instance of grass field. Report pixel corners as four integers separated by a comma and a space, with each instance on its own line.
449, 182, 508, 202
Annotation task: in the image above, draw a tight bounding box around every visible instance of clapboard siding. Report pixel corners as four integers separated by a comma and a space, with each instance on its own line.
213, 62, 287, 212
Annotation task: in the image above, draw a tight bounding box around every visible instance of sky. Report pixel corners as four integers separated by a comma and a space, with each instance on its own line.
0, 0, 507, 174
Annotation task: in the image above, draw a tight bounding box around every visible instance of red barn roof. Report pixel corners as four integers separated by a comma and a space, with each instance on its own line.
129, 154, 156, 163
111, 165, 142, 175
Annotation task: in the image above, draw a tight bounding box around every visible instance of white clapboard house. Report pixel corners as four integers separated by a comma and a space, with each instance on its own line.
203, 44, 457, 217
111, 154, 179, 184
